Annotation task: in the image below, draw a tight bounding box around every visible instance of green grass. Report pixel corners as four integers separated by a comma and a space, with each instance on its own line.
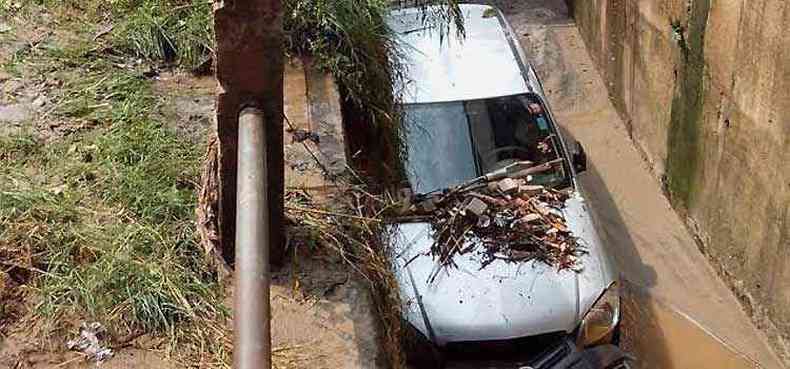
0, 169, 223, 335
0, 133, 38, 163
284, 0, 463, 118
110, 0, 215, 70
285, 0, 402, 118
6, 0, 464, 149
0, 19, 225, 364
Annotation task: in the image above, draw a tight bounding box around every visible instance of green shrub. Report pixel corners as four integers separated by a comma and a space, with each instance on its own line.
111, 0, 214, 70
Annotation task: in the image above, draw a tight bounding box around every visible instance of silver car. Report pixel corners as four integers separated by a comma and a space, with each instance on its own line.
386, 5, 622, 368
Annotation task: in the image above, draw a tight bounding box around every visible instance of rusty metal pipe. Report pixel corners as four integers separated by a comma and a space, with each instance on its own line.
234, 107, 271, 369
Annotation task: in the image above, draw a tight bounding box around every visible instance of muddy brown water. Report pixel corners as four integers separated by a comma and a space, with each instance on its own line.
620, 281, 760, 369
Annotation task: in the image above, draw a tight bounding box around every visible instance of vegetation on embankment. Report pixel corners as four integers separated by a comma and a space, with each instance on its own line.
1, 2, 229, 365
1, 0, 464, 367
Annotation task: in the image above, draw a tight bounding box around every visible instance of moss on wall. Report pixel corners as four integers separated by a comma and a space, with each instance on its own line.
570, 0, 790, 362
664, 0, 710, 209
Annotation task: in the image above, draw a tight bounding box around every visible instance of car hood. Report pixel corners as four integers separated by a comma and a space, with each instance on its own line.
388, 191, 616, 346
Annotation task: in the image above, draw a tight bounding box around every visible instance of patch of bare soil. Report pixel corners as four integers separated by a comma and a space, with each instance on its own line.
0, 274, 26, 338
269, 244, 382, 369
1, 342, 176, 369
0, 13, 83, 140
265, 61, 385, 368
154, 71, 216, 143
0, 309, 179, 369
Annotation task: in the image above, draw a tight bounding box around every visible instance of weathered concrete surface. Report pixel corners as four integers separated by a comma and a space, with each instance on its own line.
273, 60, 381, 368
568, 0, 790, 364
283, 59, 347, 189
213, 0, 285, 265
477, 0, 786, 367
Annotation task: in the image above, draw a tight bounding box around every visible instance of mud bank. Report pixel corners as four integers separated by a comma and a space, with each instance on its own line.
568, 0, 790, 363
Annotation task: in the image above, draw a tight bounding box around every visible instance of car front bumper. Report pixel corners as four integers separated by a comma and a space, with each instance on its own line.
444, 337, 630, 369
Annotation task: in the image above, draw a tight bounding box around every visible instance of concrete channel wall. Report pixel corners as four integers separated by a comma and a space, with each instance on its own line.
567, 0, 790, 362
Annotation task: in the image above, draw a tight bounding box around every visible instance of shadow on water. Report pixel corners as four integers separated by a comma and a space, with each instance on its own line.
579, 162, 658, 288
620, 281, 761, 369
581, 164, 758, 368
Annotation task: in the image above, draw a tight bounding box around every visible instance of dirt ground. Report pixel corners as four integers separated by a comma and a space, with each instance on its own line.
486, 0, 785, 368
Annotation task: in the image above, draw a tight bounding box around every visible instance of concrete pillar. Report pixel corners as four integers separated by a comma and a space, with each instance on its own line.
214, 0, 285, 266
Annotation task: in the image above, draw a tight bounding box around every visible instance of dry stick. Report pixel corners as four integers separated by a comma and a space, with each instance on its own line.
344, 163, 366, 185
355, 185, 386, 204
429, 226, 468, 284
388, 214, 433, 223
439, 221, 466, 264
444, 225, 471, 264
298, 217, 368, 278
428, 213, 468, 283
54, 353, 88, 368
353, 192, 375, 236
283, 114, 332, 177
402, 252, 425, 268
285, 205, 381, 223
431, 214, 456, 253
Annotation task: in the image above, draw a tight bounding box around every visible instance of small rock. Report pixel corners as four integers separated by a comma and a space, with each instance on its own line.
520, 185, 545, 196
496, 178, 520, 193
464, 197, 488, 217
522, 213, 542, 223
32, 95, 47, 108
0, 104, 32, 123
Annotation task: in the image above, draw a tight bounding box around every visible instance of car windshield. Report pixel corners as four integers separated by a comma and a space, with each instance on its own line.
400, 93, 569, 194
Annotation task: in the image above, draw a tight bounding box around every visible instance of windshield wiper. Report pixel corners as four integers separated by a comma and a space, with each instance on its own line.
433, 159, 563, 198
412, 159, 564, 201
480, 158, 564, 182
480, 160, 535, 181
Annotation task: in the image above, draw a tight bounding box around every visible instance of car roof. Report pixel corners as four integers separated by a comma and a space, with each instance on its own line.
388, 4, 535, 104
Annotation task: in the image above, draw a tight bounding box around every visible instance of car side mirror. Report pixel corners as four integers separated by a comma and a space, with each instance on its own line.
571, 141, 587, 173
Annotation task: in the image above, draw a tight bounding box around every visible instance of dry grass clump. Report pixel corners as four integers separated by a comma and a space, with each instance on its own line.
284, 181, 406, 369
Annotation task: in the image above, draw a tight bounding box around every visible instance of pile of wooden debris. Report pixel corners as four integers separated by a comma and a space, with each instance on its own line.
400, 161, 585, 281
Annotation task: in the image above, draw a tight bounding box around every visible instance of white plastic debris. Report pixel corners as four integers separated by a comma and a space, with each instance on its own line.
66, 322, 114, 363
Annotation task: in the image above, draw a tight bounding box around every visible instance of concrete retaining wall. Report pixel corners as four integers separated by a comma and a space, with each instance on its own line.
569, 0, 790, 362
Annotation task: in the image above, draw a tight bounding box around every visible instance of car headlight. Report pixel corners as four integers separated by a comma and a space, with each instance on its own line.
577, 281, 621, 347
